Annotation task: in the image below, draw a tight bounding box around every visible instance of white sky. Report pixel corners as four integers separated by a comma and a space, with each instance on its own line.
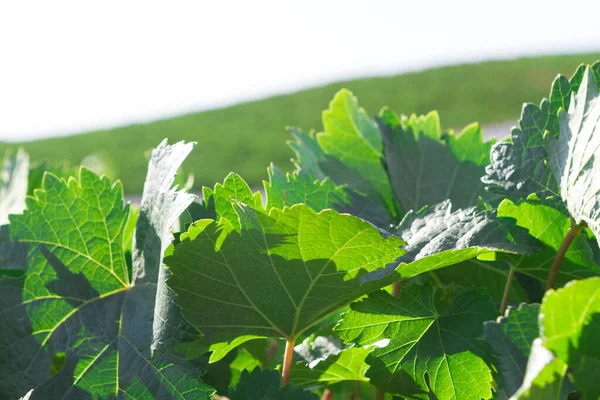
1, 0, 600, 141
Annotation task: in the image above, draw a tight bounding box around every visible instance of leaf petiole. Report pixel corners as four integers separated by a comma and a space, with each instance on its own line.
281, 337, 296, 386
500, 266, 515, 314
545, 221, 587, 291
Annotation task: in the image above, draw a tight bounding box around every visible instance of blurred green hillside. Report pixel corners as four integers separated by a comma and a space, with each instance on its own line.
3, 52, 599, 193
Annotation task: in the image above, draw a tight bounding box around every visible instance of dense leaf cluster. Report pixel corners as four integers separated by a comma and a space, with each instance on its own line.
2, 63, 600, 399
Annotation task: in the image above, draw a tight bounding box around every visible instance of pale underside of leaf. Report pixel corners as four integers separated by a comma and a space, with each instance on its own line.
0, 148, 29, 225
545, 67, 600, 246
483, 63, 600, 199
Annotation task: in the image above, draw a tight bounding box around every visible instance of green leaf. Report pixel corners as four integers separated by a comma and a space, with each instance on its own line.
318, 90, 394, 211
497, 197, 600, 285
335, 285, 498, 399
27, 161, 76, 198
512, 339, 569, 400
289, 340, 369, 387
287, 127, 327, 181
265, 165, 394, 229
360, 200, 542, 286
229, 367, 318, 400
379, 109, 495, 212
431, 258, 529, 305
540, 277, 600, 398
0, 272, 31, 396
483, 62, 600, 199
0, 148, 29, 225
166, 204, 405, 360
395, 201, 540, 262
545, 67, 600, 246
288, 93, 396, 221
210, 172, 263, 230
484, 304, 540, 397
265, 165, 350, 213
229, 348, 263, 388
2, 145, 213, 397
287, 126, 396, 228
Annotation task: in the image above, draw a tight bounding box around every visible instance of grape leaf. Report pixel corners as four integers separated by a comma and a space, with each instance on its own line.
335, 285, 497, 399
287, 127, 328, 181
361, 200, 542, 285
379, 108, 495, 212
483, 62, 600, 199
431, 258, 529, 305
229, 348, 262, 389
545, 67, 600, 245
0, 148, 29, 225
287, 97, 396, 223
512, 339, 569, 400
394, 201, 539, 262
497, 197, 600, 285
265, 165, 394, 229
229, 367, 318, 400
165, 203, 405, 359
540, 277, 600, 398
1, 144, 213, 398
318, 89, 395, 213
130, 140, 202, 357
289, 342, 369, 387
132, 139, 196, 284
27, 161, 77, 198
265, 168, 537, 302
484, 304, 540, 397
265, 165, 350, 213
207, 172, 263, 231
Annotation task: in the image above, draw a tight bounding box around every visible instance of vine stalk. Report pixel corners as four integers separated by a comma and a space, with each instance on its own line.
499, 267, 515, 315
281, 337, 296, 386
545, 221, 587, 291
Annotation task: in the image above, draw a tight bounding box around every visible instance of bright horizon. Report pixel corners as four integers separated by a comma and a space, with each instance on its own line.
1, 0, 600, 142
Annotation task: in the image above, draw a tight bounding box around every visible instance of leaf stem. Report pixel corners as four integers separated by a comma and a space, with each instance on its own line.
500, 266, 515, 315
266, 339, 279, 367
281, 337, 296, 386
355, 381, 363, 398
545, 221, 587, 291
322, 389, 333, 400
392, 281, 402, 298
376, 388, 386, 400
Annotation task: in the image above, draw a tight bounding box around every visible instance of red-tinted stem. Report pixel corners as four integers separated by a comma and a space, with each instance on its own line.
281, 338, 296, 386
266, 339, 278, 367
322, 389, 333, 400
355, 381, 363, 397
392, 281, 402, 298
545, 221, 587, 291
